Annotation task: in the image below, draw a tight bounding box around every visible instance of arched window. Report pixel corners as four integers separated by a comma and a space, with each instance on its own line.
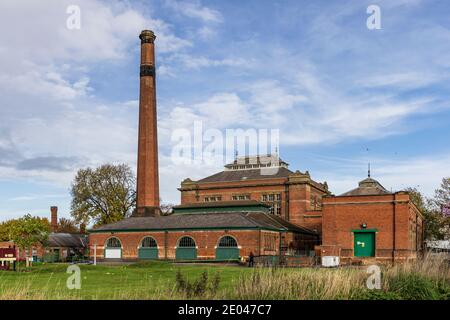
105, 237, 121, 248
141, 237, 157, 248
218, 236, 238, 247
178, 236, 196, 248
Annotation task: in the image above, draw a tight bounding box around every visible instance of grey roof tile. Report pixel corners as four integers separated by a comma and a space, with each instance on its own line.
196, 167, 293, 183
91, 212, 317, 235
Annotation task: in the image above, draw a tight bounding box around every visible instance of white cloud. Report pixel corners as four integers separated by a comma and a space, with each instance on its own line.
359, 72, 441, 90
313, 153, 450, 198
165, 0, 223, 23
168, 53, 249, 70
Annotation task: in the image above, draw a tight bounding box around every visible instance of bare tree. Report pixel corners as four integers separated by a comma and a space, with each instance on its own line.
70, 163, 136, 227
160, 203, 174, 216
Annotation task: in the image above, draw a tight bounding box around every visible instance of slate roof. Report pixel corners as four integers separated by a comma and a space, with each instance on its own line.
91, 212, 317, 235
196, 167, 294, 183
340, 177, 391, 196
45, 233, 87, 248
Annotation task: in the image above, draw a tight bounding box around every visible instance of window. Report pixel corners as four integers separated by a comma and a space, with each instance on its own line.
310, 194, 322, 210
232, 194, 250, 201
218, 236, 238, 247
204, 195, 222, 202
105, 237, 121, 248
141, 237, 157, 248
264, 234, 277, 251
178, 236, 196, 248
261, 193, 282, 216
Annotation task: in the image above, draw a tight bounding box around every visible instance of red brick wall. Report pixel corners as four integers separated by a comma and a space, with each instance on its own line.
89, 229, 287, 261
321, 192, 424, 262
179, 178, 327, 232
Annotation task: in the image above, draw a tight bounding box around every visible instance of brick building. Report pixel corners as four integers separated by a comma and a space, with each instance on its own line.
88, 29, 424, 265
179, 155, 329, 234
320, 176, 424, 264
90, 201, 318, 261
1, 207, 87, 262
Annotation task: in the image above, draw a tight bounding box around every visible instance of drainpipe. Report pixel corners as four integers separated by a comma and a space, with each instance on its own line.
285, 184, 290, 221
258, 229, 262, 256
93, 243, 97, 266
164, 231, 168, 260
393, 195, 396, 262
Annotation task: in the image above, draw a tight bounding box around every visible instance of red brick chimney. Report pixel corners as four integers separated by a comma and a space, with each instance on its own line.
50, 206, 58, 232
135, 30, 160, 217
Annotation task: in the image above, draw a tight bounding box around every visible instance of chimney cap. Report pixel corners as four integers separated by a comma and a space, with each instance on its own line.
139, 30, 156, 43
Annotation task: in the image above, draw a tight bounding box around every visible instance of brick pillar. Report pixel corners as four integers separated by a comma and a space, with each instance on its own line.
135, 30, 160, 217
50, 206, 58, 232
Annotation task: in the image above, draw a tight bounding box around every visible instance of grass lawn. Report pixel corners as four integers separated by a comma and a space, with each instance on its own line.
0, 257, 448, 300
0, 261, 250, 299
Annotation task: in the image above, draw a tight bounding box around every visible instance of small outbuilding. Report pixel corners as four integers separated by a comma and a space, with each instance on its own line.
320, 176, 424, 264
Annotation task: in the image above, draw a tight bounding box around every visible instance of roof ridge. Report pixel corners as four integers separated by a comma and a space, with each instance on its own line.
241, 212, 285, 230
239, 212, 273, 229
259, 212, 287, 230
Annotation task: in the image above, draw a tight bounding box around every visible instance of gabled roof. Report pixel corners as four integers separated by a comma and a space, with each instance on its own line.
90, 212, 317, 235
45, 233, 87, 248
340, 177, 391, 196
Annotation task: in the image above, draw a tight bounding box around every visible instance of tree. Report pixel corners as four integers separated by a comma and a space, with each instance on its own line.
0, 219, 18, 242
10, 214, 50, 267
406, 185, 450, 241
430, 178, 450, 240
160, 203, 174, 216
405, 187, 438, 240
433, 177, 450, 207
57, 217, 79, 233
70, 163, 136, 227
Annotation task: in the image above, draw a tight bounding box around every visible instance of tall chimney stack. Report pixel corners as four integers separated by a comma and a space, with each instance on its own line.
50, 206, 58, 232
135, 30, 160, 217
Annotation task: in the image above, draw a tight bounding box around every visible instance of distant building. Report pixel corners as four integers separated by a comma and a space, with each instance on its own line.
1, 207, 87, 262
426, 240, 450, 253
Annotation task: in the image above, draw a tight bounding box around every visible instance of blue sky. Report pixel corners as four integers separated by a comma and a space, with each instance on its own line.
0, 0, 449, 222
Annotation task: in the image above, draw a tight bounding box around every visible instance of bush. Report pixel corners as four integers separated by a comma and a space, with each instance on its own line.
175, 270, 221, 299
388, 273, 443, 300
355, 289, 403, 300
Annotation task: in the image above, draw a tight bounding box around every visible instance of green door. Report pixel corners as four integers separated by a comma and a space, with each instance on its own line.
138, 248, 159, 260
215, 248, 240, 261
354, 232, 375, 257
176, 247, 197, 260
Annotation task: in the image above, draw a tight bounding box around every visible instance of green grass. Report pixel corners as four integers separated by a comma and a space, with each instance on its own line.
0, 255, 448, 300
0, 261, 249, 299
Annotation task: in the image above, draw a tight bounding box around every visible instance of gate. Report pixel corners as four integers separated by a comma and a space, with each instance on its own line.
138, 237, 158, 260
176, 236, 197, 260
215, 236, 239, 261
